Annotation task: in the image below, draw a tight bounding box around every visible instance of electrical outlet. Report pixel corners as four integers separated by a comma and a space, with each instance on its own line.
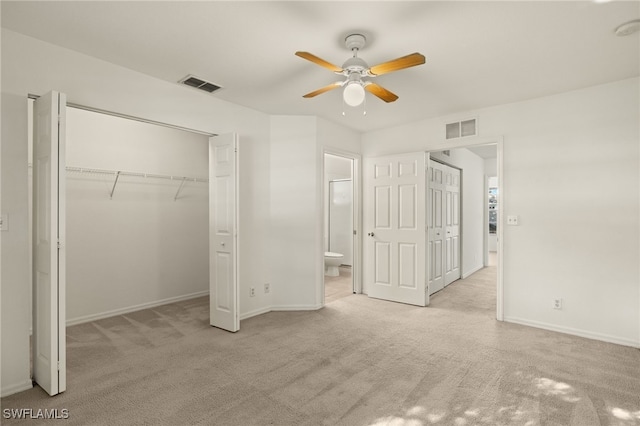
507, 215, 519, 225
553, 298, 562, 310
250, 287, 256, 297
264, 283, 270, 294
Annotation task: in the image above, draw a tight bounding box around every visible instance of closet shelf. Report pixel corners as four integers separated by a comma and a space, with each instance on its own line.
65, 166, 208, 200
66, 166, 207, 182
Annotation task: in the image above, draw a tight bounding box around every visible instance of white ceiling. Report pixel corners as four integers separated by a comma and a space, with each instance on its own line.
2, 1, 639, 134
466, 144, 497, 160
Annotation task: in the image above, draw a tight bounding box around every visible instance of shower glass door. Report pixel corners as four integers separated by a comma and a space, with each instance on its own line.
328, 180, 353, 266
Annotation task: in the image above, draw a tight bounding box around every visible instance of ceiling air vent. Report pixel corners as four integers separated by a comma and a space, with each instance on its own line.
446, 118, 477, 140
178, 75, 221, 93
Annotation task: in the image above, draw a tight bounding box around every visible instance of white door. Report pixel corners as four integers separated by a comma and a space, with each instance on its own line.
427, 160, 445, 295
428, 159, 461, 293
364, 153, 427, 306
209, 134, 239, 332
33, 91, 66, 396
444, 165, 461, 286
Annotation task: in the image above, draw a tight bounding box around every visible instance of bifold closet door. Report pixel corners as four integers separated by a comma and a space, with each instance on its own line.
33, 90, 67, 396
444, 165, 461, 286
428, 159, 461, 296
209, 133, 239, 332
428, 161, 445, 295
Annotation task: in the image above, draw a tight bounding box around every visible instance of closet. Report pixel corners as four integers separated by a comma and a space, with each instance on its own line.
29, 103, 211, 325
427, 159, 461, 295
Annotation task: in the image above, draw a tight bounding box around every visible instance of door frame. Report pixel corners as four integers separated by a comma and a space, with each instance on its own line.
320, 148, 362, 304
425, 136, 504, 321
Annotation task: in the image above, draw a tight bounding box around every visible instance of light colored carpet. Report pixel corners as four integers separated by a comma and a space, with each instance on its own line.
2, 266, 640, 425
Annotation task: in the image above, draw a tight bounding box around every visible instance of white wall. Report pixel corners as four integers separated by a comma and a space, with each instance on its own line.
485, 157, 497, 177
363, 77, 640, 348
65, 107, 209, 323
1, 93, 32, 397
270, 116, 361, 310
1, 28, 271, 396
270, 116, 320, 310
430, 149, 486, 277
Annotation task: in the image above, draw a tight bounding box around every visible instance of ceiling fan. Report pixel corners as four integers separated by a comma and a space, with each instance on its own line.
296, 33, 426, 107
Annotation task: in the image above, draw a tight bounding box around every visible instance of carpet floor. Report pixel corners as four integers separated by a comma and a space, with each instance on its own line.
2, 266, 639, 425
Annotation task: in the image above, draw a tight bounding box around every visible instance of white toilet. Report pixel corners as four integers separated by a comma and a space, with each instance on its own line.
324, 252, 344, 277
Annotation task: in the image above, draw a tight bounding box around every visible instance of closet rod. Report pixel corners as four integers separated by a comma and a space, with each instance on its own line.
28, 94, 217, 137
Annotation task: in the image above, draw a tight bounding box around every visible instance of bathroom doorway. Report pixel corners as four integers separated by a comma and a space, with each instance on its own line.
323, 152, 358, 304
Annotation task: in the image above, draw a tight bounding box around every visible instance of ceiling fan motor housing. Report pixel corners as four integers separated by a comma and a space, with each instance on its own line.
345, 33, 366, 51
342, 56, 369, 73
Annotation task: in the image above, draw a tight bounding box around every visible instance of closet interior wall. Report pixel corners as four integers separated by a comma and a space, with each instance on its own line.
61, 107, 209, 324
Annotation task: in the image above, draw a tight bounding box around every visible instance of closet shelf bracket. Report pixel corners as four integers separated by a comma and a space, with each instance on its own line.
110, 171, 121, 199
174, 177, 187, 201
65, 166, 208, 200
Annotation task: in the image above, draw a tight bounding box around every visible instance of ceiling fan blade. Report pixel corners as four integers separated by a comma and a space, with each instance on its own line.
368, 52, 426, 76
295, 51, 343, 73
303, 82, 343, 98
365, 83, 399, 103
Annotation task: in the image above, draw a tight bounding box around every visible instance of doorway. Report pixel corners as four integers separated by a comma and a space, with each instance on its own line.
427, 142, 501, 317
362, 137, 503, 319
322, 151, 361, 304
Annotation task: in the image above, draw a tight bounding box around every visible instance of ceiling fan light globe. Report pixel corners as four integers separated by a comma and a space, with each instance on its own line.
343, 83, 365, 107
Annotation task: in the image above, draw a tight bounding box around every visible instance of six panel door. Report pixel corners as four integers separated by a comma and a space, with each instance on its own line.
365, 153, 427, 306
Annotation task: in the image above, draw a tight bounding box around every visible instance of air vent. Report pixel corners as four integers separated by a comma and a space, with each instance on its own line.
178, 75, 221, 93
446, 118, 477, 140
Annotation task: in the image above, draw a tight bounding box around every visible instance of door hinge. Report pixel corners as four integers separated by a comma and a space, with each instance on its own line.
353, 230, 357, 235
57, 361, 61, 371
57, 239, 62, 249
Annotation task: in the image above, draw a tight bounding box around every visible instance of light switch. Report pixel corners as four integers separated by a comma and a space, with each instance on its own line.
0, 214, 8, 231
507, 215, 519, 226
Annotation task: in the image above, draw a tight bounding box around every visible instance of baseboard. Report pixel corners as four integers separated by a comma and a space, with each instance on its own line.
66, 290, 209, 326
1, 379, 33, 398
271, 304, 323, 312
239, 304, 323, 321
239, 306, 272, 321
462, 263, 484, 279
504, 316, 640, 349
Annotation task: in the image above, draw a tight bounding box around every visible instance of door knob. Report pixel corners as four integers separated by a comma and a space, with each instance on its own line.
368, 232, 375, 237
220, 242, 225, 246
